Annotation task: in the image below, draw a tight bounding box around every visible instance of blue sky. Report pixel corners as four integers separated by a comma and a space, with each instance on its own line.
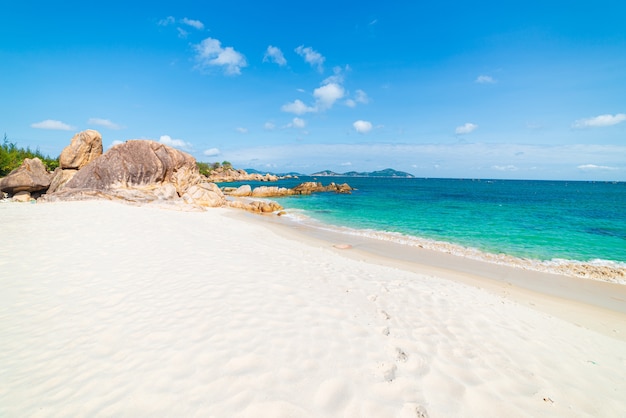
2, 0, 625, 180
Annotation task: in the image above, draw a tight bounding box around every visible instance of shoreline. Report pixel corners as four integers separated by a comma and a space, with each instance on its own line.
267, 205, 626, 284
233, 209, 626, 342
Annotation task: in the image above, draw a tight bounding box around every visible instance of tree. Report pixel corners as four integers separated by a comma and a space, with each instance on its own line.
0, 134, 59, 176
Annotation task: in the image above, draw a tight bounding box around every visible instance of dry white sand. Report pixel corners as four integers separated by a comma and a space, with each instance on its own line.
1, 200, 625, 417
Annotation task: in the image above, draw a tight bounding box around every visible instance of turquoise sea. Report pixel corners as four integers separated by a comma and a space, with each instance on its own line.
229, 177, 626, 267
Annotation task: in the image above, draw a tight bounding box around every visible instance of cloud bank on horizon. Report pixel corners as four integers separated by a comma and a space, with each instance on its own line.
2, 0, 625, 180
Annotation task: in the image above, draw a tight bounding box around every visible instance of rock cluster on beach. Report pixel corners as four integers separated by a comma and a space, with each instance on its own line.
40, 137, 227, 209
0, 129, 351, 214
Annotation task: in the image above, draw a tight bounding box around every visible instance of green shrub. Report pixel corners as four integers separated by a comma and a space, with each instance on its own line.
196, 161, 212, 176
0, 134, 60, 176
196, 161, 235, 176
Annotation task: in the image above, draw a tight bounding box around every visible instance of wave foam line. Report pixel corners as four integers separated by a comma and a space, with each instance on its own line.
281, 210, 626, 284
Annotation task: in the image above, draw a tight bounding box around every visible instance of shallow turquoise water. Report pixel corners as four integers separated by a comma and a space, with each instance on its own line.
232, 177, 626, 264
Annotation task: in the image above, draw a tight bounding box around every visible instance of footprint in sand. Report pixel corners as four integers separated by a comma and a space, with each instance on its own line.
400, 403, 430, 418
395, 347, 408, 362
381, 362, 397, 382
379, 310, 391, 320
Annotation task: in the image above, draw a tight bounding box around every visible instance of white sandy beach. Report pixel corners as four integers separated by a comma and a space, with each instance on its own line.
1, 200, 625, 417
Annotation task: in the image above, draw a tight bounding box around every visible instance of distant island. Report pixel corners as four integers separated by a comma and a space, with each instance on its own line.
242, 167, 415, 178
311, 168, 415, 178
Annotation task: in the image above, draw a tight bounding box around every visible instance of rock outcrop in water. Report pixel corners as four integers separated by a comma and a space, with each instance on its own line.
222, 181, 352, 198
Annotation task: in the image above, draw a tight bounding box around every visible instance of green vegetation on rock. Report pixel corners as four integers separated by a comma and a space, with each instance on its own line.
196, 161, 233, 176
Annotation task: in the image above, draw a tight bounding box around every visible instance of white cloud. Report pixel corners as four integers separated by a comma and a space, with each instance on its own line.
355, 89, 369, 104
314, 83, 344, 110
345, 89, 369, 108
263, 45, 287, 66
353, 120, 373, 134
194, 37, 247, 76
158, 16, 175, 26
159, 16, 203, 31
295, 45, 325, 72
526, 122, 544, 130
291, 118, 306, 129
283, 117, 307, 130
281, 99, 316, 115
264, 122, 276, 130
236, 127, 248, 134
177, 28, 189, 38
323, 65, 349, 85
573, 113, 626, 128
577, 164, 619, 171
31, 119, 75, 131
88, 118, 123, 130
492, 165, 518, 171
110, 140, 125, 148
181, 17, 204, 30
282, 70, 358, 114
475, 75, 496, 84
203, 148, 220, 157
159, 135, 192, 150
455, 122, 478, 134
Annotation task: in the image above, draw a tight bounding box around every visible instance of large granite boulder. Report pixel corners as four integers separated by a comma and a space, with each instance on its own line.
251, 186, 294, 197
47, 168, 78, 194
0, 157, 52, 194
182, 182, 226, 207
63, 140, 200, 196
59, 129, 103, 169
228, 184, 252, 197
227, 199, 283, 213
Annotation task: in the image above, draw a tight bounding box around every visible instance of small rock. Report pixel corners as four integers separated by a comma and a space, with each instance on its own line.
12, 191, 32, 202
